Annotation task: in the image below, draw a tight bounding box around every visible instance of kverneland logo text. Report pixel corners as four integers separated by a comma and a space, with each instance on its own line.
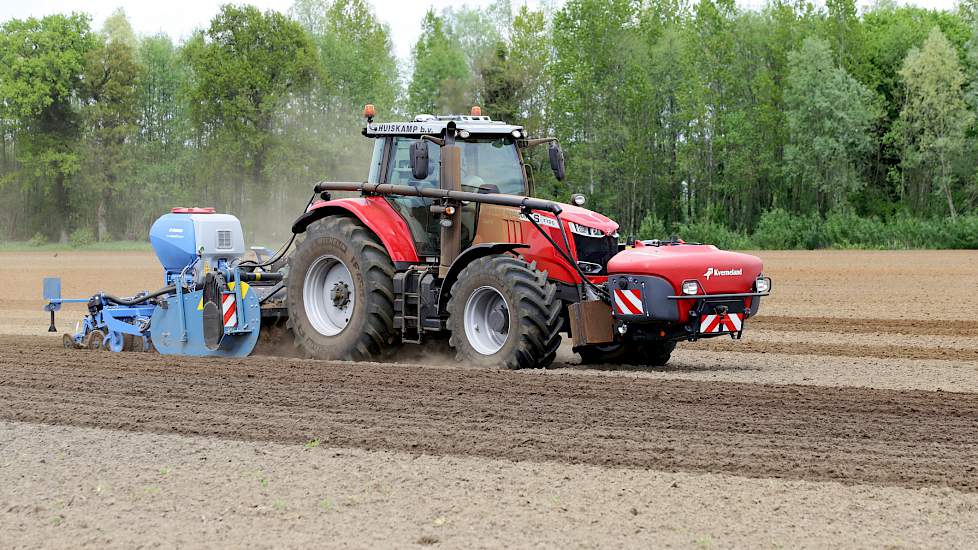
703, 267, 742, 280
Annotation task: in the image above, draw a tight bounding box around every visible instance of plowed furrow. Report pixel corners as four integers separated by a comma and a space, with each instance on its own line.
699, 339, 978, 361
2, 336, 978, 492
753, 315, 978, 337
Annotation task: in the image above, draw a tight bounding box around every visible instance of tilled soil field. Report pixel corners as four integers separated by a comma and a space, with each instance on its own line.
4, 249, 978, 548
3, 334, 978, 492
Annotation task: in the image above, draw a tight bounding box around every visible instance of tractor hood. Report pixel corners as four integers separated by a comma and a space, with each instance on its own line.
607, 244, 763, 294
552, 202, 619, 236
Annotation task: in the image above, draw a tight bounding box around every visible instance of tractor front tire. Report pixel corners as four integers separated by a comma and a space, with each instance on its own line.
447, 255, 562, 370
287, 217, 397, 361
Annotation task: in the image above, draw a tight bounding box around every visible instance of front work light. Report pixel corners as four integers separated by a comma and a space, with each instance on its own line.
755, 277, 771, 293
681, 280, 699, 295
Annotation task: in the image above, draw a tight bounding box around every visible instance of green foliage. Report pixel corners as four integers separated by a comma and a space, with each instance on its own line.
753, 209, 825, 249
68, 226, 96, 247
307, 0, 399, 112
0, 13, 97, 241
638, 213, 667, 240
407, 10, 470, 114
182, 5, 318, 213
29, 232, 47, 247
893, 27, 973, 219
784, 37, 877, 212
79, 12, 143, 241
674, 221, 753, 250
2, 1, 978, 251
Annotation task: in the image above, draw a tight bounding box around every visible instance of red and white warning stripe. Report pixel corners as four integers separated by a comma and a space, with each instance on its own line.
614, 288, 644, 315
699, 312, 743, 334
222, 294, 237, 328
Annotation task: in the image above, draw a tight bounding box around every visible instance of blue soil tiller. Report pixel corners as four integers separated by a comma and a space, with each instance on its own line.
44, 208, 286, 357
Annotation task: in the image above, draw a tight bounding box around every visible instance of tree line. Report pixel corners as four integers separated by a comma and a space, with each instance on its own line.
2, 0, 978, 248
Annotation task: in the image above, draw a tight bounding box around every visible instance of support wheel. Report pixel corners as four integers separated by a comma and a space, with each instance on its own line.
575, 341, 675, 367
63, 334, 78, 349
447, 255, 561, 369
287, 217, 397, 361
87, 330, 106, 351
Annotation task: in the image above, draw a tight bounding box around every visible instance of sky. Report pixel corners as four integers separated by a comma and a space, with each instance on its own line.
0, 0, 962, 64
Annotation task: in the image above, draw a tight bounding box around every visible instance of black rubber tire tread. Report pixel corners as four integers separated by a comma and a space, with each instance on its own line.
576, 341, 675, 367
447, 255, 562, 370
286, 216, 398, 361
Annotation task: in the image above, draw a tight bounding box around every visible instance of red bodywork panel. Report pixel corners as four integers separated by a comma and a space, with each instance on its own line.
306, 197, 420, 263
501, 203, 618, 286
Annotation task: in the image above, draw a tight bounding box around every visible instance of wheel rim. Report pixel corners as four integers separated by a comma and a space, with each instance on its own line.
303, 255, 355, 336
463, 286, 510, 355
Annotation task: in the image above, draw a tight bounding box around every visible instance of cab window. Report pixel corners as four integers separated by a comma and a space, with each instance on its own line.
388, 138, 440, 188
385, 138, 441, 256
458, 137, 525, 195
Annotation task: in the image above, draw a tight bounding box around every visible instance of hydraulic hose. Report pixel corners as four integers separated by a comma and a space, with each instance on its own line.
523, 209, 610, 301
102, 285, 185, 306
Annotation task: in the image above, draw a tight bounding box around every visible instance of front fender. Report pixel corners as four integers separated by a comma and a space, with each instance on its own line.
292, 197, 420, 263
437, 243, 529, 313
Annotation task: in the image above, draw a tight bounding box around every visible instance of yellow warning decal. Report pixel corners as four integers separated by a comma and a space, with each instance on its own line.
196, 282, 250, 310
228, 281, 250, 296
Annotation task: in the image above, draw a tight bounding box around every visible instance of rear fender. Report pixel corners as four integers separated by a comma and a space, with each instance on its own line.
292, 197, 420, 263
437, 243, 528, 313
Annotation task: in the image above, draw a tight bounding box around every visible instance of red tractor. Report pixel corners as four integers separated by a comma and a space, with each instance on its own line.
285, 107, 770, 369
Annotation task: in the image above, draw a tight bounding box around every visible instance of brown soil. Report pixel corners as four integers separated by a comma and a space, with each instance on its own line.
752, 315, 978, 337
7, 249, 978, 547
699, 338, 978, 361
2, 334, 977, 493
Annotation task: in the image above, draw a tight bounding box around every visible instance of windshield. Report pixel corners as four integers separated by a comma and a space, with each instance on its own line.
385, 136, 526, 195
459, 137, 525, 195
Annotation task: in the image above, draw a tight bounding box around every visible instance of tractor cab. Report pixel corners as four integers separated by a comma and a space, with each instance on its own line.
363, 111, 540, 256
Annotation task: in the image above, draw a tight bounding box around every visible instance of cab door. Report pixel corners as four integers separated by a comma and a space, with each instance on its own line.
384, 137, 442, 257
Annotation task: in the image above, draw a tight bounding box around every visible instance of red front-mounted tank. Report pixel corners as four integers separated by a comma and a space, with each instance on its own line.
170, 207, 216, 214
608, 244, 762, 294
606, 243, 765, 327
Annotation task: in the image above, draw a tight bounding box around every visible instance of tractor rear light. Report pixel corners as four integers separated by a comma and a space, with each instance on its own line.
681, 280, 699, 295
443, 205, 456, 216
755, 276, 771, 293
458, 130, 471, 139
511, 129, 522, 139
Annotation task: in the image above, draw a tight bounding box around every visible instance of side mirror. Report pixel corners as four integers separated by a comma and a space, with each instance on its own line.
410, 140, 429, 180
549, 142, 566, 181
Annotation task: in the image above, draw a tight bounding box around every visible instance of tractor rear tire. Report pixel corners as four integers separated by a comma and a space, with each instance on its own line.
575, 341, 675, 367
447, 255, 562, 370
287, 216, 397, 361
